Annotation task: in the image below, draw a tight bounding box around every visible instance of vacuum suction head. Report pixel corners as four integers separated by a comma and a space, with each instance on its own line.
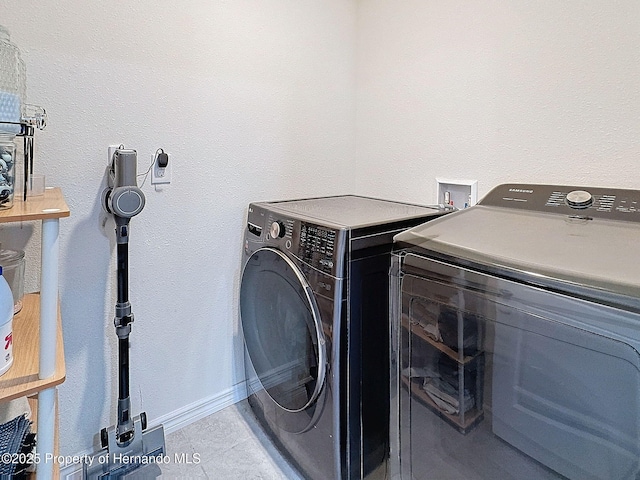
83, 414, 165, 479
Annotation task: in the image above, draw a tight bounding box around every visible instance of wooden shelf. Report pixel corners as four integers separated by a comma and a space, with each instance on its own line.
0, 294, 65, 402
0, 187, 70, 223
0, 188, 67, 479
402, 376, 483, 433
402, 317, 481, 365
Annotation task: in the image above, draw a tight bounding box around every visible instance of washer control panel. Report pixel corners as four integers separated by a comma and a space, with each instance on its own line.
481, 184, 640, 222
245, 204, 341, 276
299, 223, 337, 274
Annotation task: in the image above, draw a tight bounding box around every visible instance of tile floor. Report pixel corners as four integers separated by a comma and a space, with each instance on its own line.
158, 400, 303, 479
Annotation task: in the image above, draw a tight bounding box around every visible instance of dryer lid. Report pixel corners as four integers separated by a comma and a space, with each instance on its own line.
394, 183, 640, 308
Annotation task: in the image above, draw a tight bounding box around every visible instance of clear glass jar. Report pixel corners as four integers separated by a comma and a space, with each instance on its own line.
0, 25, 26, 135
0, 25, 25, 210
0, 134, 15, 209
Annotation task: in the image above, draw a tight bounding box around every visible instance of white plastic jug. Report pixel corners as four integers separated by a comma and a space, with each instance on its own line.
0, 266, 13, 376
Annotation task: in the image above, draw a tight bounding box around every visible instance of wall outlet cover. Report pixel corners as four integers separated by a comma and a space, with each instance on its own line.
151, 153, 172, 185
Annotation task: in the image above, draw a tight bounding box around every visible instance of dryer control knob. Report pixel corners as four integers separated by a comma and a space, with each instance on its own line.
270, 221, 286, 238
566, 190, 593, 209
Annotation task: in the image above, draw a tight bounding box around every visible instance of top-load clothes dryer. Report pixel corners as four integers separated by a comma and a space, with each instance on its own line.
390, 183, 640, 480
239, 195, 449, 479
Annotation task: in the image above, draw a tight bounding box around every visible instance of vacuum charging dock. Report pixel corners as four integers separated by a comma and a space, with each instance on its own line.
85, 147, 166, 479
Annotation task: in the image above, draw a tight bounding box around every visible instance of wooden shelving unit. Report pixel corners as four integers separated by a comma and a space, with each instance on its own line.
402, 317, 481, 365
0, 294, 65, 401
0, 188, 69, 479
401, 376, 484, 433
0, 188, 69, 223
402, 309, 484, 434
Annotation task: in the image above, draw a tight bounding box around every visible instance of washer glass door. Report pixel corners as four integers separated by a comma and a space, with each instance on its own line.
240, 247, 326, 412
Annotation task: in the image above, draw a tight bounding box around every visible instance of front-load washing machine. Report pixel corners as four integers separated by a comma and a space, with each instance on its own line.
239, 195, 449, 479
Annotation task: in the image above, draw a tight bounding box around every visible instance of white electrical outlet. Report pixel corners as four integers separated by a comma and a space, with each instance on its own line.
151, 152, 172, 185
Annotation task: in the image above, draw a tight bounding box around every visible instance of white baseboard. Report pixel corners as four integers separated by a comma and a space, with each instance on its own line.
61, 382, 248, 479
152, 382, 248, 434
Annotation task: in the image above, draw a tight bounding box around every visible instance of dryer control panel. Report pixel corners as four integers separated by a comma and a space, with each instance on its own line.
481, 183, 640, 222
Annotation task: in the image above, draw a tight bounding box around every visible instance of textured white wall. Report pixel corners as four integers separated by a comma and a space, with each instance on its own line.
0, 0, 356, 455
2, 0, 640, 461
355, 1, 640, 203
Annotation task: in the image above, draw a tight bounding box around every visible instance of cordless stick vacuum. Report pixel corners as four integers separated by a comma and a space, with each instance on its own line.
85, 148, 166, 479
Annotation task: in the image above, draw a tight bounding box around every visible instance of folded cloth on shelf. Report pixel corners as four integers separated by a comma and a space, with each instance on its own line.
438, 307, 479, 356
0, 414, 33, 477
409, 299, 442, 342
423, 378, 475, 415
403, 363, 476, 415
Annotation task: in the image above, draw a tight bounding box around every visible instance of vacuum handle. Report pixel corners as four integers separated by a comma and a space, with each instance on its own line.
108, 149, 146, 219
